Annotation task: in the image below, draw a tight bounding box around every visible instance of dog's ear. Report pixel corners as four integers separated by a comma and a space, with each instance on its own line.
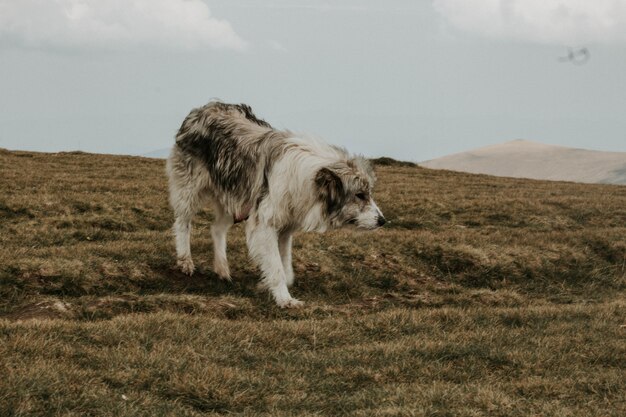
315, 167, 345, 213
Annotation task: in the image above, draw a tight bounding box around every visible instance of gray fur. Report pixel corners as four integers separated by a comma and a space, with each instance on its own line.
173, 102, 291, 216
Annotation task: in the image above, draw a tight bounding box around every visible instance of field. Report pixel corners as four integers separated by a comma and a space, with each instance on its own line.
1, 148, 625, 416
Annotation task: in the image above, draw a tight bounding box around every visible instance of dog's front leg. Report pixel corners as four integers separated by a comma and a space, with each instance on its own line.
278, 231, 294, 287
246, 222, 302, 308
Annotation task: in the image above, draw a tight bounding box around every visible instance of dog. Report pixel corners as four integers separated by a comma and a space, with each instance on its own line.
166, 101, 385, 307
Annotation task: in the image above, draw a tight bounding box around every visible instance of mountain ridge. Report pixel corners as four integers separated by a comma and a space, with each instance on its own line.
420, 139, 626, 185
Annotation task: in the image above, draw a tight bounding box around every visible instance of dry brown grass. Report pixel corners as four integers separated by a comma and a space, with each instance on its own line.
1, 148, 625, 416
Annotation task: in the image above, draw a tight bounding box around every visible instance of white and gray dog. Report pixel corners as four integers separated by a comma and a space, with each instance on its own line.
166, 101, 385, 307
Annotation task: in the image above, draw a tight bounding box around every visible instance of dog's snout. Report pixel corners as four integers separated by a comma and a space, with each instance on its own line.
377, 216, 386, 227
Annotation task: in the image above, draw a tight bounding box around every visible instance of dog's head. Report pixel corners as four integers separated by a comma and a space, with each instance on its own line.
315, 157, 385, 230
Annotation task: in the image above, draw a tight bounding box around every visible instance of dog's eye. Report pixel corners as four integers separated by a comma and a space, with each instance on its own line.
355, 192, 367, 201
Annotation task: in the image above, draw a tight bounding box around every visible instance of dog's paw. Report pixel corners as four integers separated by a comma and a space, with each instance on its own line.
177, 257, 195, 276
213, 261, 232, 281
277, 297, 304, 309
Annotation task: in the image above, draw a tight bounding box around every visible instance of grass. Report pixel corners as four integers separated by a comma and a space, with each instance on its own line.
0, 148, 625, 416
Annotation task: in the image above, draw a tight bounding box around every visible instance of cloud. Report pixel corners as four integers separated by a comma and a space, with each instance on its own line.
0, 0, 246, 50
227, 1, 415, 13
433, 0, 626, 44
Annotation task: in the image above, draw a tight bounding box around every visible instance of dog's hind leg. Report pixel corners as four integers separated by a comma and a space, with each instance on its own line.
278, 231, 294, 287
172, 194, 201, 275
246, 221, 302, 308
167, 157, 207, 276
211, 203, 233, 280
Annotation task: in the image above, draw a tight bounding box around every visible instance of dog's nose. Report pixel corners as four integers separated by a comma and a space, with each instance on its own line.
377, 216, 386, 227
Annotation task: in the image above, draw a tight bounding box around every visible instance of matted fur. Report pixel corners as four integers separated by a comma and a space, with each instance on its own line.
166, 101, 385, 307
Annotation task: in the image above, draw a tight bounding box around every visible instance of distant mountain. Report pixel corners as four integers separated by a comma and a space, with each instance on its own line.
143, 148, 170, 159
420, 140, 626, 185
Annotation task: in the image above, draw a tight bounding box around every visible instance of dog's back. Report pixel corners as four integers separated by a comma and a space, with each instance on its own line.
167, 101, 290, 217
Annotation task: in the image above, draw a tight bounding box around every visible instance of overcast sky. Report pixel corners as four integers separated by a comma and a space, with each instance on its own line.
1, 0, 625, 161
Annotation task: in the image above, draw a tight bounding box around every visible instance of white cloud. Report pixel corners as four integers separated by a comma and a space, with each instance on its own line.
0, 0, 246, 50
433, 0, 626, 44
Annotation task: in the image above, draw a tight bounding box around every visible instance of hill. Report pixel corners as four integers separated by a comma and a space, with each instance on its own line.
0, 148, 625, 416
142, 147, 171, 159
421, 139, 626, 185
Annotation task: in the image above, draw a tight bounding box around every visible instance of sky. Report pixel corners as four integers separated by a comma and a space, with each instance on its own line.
0, 0, 625, 161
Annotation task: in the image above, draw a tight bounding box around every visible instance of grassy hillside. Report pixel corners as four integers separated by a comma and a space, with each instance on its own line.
1, 148, 625, 416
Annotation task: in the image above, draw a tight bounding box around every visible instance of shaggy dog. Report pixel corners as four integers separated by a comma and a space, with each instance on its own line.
166, 101, 385, 307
